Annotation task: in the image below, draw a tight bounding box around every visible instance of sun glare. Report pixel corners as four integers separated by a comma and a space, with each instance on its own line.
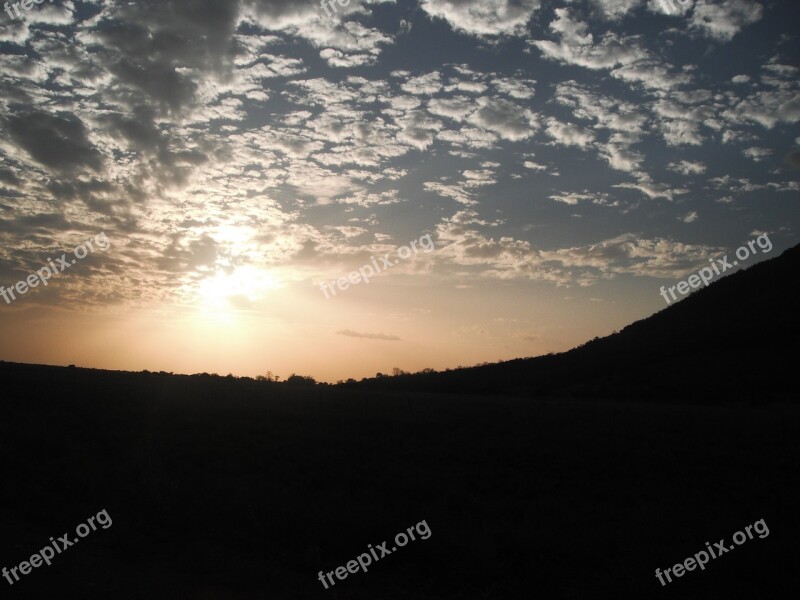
195, 266, 284, 318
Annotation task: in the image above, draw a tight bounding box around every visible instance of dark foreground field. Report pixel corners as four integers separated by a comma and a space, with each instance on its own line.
1, 363, 797, 599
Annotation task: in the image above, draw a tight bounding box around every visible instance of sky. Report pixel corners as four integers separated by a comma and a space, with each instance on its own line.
0, 0, 798, 382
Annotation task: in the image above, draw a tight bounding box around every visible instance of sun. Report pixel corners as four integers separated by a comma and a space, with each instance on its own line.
195, 266, 284, 319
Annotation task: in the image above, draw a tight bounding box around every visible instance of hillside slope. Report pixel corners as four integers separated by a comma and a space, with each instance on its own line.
353, 244, 800, 401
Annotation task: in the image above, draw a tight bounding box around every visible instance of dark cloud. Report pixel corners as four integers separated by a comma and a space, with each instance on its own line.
108, 58, 198, 115
0, 212, 72, 237
97, 0, 241, 69
98, 108, 164, 153
0, 167, 21, 186
87, 1, 243, 115
4, 111, 103, 174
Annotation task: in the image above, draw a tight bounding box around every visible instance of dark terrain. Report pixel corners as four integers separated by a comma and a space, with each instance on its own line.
1, 246, 799, 598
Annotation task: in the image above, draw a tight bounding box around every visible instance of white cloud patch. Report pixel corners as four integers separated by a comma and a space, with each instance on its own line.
467, 97, 538, 141
420, 0, 542, 37
492, 76, 536, 99
545, 118, 595, 148
668, 160, 707, 175
531, 9, 689, 91
742, 146, 772, 162
592, 0, 643, 21
532, 9, 643, 70
523, 160, 548, 172
614, 173, 688, 200
690, 0, 764, 41
549, 191, 615, 206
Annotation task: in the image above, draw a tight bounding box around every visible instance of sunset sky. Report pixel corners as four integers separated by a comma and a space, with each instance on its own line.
0, 0, 798, 382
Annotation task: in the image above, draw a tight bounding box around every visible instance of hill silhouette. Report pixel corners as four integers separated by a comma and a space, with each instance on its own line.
1, 248, 799, 599
351, 243, 800, 402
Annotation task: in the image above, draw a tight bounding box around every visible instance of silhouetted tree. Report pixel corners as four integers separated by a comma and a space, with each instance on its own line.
286, 374, 317, 386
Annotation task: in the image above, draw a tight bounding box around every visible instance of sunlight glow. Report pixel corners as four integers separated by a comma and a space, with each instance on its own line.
195, 266, 284, 319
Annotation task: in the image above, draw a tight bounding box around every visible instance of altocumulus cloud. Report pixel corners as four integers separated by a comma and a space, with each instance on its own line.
0, 0, 797, 317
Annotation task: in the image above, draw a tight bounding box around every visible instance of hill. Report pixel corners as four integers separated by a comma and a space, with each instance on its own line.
351, 244, 800, 402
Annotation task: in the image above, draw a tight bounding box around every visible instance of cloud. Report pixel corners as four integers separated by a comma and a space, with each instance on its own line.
424, 166, 498, 205
545, 118, 595, 148
721, 58, 800, 130
428, 96, 476, 120
337, 329, 401, 341
491, 76, 536, 100
538, 234, 722, 280
690, 0, 764, 41
467, 97, 538, 141
549, 191, 614, 206
531, 9, 646, 71
3, 111, 104, 174
531, 8, 688, 91
668, 160, 707, 175
420, 0, 541, 37
397, 109, 443, 149
598, 136, 644, 172
523, 160, 548, 172
0, 0, 793, 316
742, 146, 772, 162
401, 71, 443, 95
613, 173, 688, 200
553, 81, 647, 134
431, 210, 719, 284
592, 0, 643, 21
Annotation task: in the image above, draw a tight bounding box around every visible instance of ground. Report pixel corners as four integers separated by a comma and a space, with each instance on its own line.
1, 365, 797, 598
